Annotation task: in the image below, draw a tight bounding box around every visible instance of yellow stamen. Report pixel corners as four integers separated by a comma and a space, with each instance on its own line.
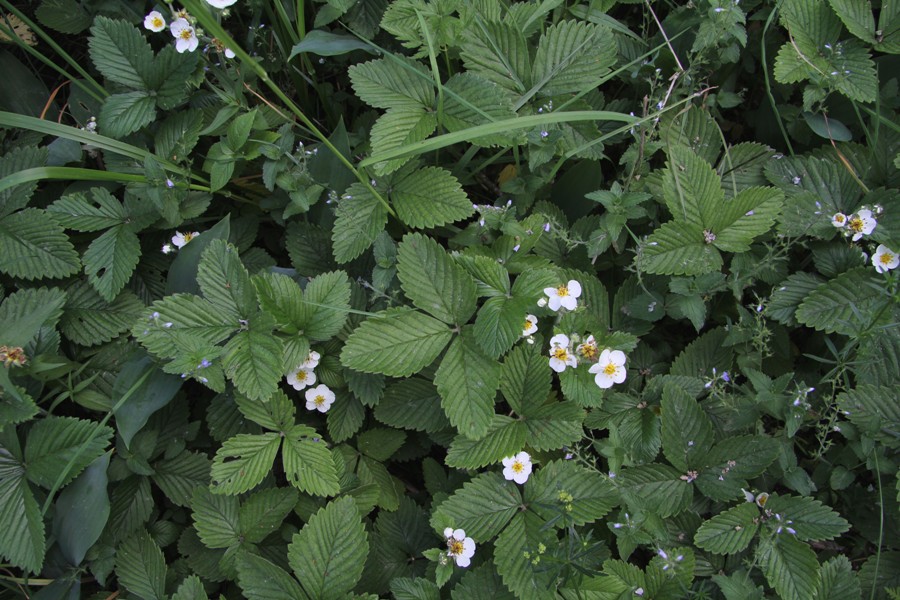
552, 348, 568, 360
880, 253, 894, 264
848, 218, 863, 232
603, 363, 617, 376
556, 285, 569, 297
512, 462, 524, 473
314, 395, 325, 406
448, 540, 464, 555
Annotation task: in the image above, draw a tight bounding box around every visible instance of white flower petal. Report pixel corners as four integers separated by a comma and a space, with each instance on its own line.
567, 280, 582, 297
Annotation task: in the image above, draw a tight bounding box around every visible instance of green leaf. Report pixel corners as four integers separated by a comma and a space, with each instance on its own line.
147, 44, 198, 109
765, 272, 825, 327
369, 107, 437, 175
357, 427, 406, 462
617, 463, 693, 518
166, 214, 231, 296
0, 370, 38, 431
669, 327, 733, 378
210, 433, 281, 495
641, 221, 723, 276
288, 497, 368, 600
99, 91, 156, 137
696, 435, 779, 501
431, 472, 521, 540
88, 16, 153, 89
694, 503, 760, 554
0, 286, 66, 347
0, 450, 44, 573
442, 73, 519, 146
0, 208, 81, 279
236, 551, 308, 600
457, 254, 511, 297
35, 0, 91, 33
0, 147, 47, 216
446, 415, 526, 469
358, 455, 400, 511
116, 529, 167, 600
765, 494, 850, 542
795, 267, 892, 336
240, 487, 299, 544
501, 342, 552, 415
391, 167, 474, 229
521, 401, 584, 452
460, 21, 530, 93
473, 295, 532, 358
816, 555, 861, 600
435, 330, 501, 440
341, 308, 453, 377
397, 233, 477, 325
802, 111, 853, 141
348, 56, 434, 109
531, 21, 615, 96
191, 487, 240, 549
48, 187, 128, 231
155, 109, 203, 162
526, 460, 618, 526
82, 224, 141, 301
837, 384, 900, 447
494, 512, 557, 600
662, 145, 723, 227
112, 354, 182, 448
660, 383, 715, 472
24, 416, 112, 489
282, 428, 340, 496
296, 271, 351, 341
172, 575, 209, 600
289, 30, 376, 58
198, 239, 256, 319
152, 451, 210, 507
222, 320, 283, 402
757, 535, 820, 600
709, 187, 784, 253
332, 182, 388, 263
373, 378, 451, 433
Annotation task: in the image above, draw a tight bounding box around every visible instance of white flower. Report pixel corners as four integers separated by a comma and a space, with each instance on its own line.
205, 0, 237, 8
143, 11, 166, 32
873, 244, 899, 273
522, 314, 538, 337
502, 452, 533, 484
170, 18, 199, 53
576, 334, 598, 361
286, 367, 316, 391
847, 209, 876, 241
172, 230, 199, 248
543, 280, 582, 311
224, 47, 236, 58
161, 243, 174, 254
588, 348, 627, 389
305, 384, 335, 413
300, 350, 321, 370
548, 334, 577, 373
831, 212, 847, 228
443, 528, 476, 568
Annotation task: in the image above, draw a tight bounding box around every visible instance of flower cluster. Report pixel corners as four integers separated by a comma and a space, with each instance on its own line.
547, 333, 628, 390
285, 351, 334, 412
144, 3, 237, 55
832, 206, 878, 241
162, 230, 200, 254
443, 528, 475, 567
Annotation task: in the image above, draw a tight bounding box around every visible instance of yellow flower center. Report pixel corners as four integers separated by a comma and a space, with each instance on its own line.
603, 363, 618, 376
848, 218, 864, 232
556, 285, 569, 297
512, 461, 524, 473
183, 232, 195, 242
296, 371, 308, 381
880, 252, 895, 264
579, 343, 598, 359
552, 347, 568, 361
179, 29, 193, 40
152, 17, 163, 28
448, 540, 464, 555
314, 394, 325, 406
524, 319, 533, 330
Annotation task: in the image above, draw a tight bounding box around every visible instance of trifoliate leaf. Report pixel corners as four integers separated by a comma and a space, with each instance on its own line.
435, 330, 501, 440
48, 187, 128, 232
341, 308, 453, 377
332, 182, 388, 263
0, 208, 81, 280
210, 433, 281, 495
397, 233, 477, 325
287, 497, 368, 600
641, 221, 723, 276
391, 167, 474, 229
460, 21, 530, 93
83, 224, 141, 302
694, 503, 760, 554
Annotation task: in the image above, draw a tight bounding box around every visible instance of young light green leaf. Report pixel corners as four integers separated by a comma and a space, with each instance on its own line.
391, 166, 474, 229
757, 535, 820, 600
435, 330, 501, 440
288, 497, 368, 600
341, 308, 453, 377
210, 433, 281, 495
446, 415, 526, 470
332, 182, 388, 263
115, 530, 167, 600
694, 503, 760, 554
431, 472, 521, 540
0, 208, 81, 280
397, 233, 477, 325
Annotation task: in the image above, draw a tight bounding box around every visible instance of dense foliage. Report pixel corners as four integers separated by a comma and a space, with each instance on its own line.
0, 0, 899, 598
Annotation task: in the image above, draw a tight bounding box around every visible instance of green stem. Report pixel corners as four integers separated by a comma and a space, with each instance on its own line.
761, 5, 795, 156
